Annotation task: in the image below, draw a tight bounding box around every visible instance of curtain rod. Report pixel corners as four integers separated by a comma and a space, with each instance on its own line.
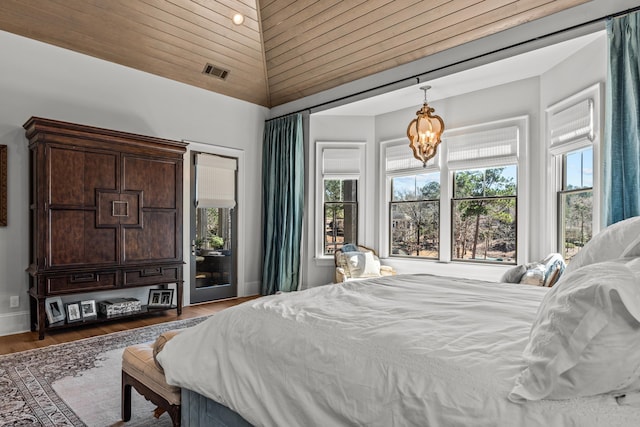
266, 5, 640, 123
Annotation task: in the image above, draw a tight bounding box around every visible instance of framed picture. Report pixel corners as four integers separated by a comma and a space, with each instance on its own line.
148, 289, 174, 308
45, 296, 66, 324
80, 299, 97, 319
65, 301, 83, 323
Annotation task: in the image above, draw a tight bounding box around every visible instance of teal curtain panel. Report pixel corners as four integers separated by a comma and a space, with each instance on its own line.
261, 114, 304, 294
604, 11, 640, 225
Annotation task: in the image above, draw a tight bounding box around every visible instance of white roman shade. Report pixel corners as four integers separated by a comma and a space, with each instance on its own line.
549, 98, 594, 148
322, 148, 363, 175
196, 153, 237, 208
446, 126, 519, 169
385, 143, 437, 172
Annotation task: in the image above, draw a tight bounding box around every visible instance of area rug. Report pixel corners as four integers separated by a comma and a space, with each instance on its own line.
0, 316, 210, 426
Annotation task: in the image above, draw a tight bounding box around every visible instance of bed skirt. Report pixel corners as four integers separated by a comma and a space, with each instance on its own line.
182, 388, 253, 427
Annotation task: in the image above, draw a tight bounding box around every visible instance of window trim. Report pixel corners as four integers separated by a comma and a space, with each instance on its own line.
315, 141, 366, 259
546, 83, 602, 254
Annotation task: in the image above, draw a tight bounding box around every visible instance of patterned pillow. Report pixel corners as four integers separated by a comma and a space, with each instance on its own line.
518, 254, 566, 287
519, 263, 546, 286
541, 253, 566, 287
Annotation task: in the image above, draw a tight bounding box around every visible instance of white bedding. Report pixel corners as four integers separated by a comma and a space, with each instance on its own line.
158, 274, 640, 427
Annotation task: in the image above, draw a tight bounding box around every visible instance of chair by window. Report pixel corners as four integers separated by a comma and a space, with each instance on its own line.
333, 244, 396, 283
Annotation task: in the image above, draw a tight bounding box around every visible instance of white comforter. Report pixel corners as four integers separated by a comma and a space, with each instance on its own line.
158, 274, 639, 427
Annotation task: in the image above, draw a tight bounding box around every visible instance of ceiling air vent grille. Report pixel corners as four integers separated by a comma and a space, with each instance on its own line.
202, 63, 229, 80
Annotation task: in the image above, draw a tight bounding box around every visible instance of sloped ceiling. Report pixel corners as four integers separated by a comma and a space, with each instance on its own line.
0, 0, 589, 108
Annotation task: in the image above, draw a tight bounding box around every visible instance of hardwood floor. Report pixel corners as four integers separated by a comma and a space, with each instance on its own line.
0, 296, 256, 355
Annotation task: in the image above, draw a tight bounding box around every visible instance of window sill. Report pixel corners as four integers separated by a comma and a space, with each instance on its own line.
382, 258, 511, 283
314, 256, 335, 267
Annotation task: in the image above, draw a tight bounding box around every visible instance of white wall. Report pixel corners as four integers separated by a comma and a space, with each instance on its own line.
0, 30, 267, 335
303, 36, 607, 285
537, 35, 608, 255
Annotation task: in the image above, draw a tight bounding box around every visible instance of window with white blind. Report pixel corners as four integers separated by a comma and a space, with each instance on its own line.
196, 153, 237, 209
316, 142, 365, 256
446, 123, 520, 264
381, 116, 526, 264
547, 84, 601, 262
384, 143, 440, 258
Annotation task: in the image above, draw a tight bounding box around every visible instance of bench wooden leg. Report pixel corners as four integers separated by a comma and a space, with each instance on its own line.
121, 369, 181, 426
122, 371, 132, 422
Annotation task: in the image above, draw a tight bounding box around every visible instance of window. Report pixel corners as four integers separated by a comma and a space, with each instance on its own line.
324, 179, 358, 255
381, 117, 525, 264
547, 84, 601, 262
446, 121, 522, 264
452, 166, 517, 262
390, 173, 440, 257
316, 143, 365, 257
558, 147, 593, 261
383, 141, 440, 258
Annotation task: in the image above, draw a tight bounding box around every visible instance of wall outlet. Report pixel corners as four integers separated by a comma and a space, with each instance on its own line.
10, 295, 19, 308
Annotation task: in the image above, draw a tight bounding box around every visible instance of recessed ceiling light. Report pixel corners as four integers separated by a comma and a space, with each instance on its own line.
232, 13, 244, 25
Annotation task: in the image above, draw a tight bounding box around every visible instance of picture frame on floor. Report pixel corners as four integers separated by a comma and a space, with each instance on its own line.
80, 300, 97, 319
45, 296, 65, 324
65, 301, 83, 323
148, 289, 173, 308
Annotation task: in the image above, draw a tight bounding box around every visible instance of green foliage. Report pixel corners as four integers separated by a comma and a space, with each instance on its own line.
209, 235, 224, 249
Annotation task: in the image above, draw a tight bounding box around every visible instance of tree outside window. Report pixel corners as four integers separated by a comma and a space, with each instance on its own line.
324, 179, 357, 255
452, 166, 517, 263
559, 147, 593, 261
390, 173, 440, 257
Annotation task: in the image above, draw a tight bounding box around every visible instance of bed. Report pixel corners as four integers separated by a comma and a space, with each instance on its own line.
157, 218, 640, 427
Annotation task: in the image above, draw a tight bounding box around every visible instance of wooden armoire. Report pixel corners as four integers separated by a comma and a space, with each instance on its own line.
24, 117, 188, 339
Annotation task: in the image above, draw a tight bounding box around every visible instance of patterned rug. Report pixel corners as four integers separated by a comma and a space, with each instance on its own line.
0, 316, 210, 426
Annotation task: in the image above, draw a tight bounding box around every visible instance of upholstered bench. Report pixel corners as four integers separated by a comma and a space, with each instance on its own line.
122, 331, 182, 427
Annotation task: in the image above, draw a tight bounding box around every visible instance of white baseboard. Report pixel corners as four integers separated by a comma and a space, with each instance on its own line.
242, 280, 261, 297
0, 310, 31, 337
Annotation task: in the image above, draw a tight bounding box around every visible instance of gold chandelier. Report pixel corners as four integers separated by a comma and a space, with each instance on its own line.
407, 85, 444, 167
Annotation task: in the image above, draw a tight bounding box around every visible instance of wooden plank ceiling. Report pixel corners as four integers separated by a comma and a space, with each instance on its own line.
0, 0, 589, 108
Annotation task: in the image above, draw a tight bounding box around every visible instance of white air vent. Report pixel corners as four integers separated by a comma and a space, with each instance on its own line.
202, 63, 229, 80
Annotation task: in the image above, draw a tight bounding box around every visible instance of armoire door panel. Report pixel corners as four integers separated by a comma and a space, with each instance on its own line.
48, 146, 118, 206
122, 211, 177, 262
119, 191, 142, 226
122, 156, 177, 209
49, 210, 118, 266
96, 190, 120, 227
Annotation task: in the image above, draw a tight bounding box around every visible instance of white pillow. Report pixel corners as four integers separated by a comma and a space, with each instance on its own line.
622, 234, 640, 258
565, 216, 640, 275
509, 259, 640, 402
345, 251, 381, 278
